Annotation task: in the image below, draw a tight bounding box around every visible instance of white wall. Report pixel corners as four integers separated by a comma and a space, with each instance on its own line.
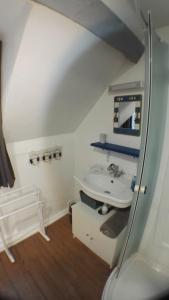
4, 1, 128, 143
0, 54, 143, 250
0, 0, 144, 250
74, 55, 144, 201
0, 0, 131, 251
0, 0, 31, 103
0, 133, 74, 248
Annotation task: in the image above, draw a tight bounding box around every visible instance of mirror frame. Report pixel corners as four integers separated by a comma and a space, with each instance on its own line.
113, 94, 142, 136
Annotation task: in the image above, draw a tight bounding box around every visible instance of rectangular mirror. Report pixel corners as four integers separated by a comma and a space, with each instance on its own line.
113, 94, 142, 136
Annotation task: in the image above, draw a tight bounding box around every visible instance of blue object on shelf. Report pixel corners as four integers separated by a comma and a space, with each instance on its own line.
90, 142, 140, 158
131, 176, 137, 191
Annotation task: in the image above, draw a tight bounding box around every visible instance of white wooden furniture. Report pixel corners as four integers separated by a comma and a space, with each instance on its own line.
0, 185, 50, 263
72, 202, 126, 267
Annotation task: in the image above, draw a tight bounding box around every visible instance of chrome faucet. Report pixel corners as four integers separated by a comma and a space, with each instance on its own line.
107, 163, 125, 178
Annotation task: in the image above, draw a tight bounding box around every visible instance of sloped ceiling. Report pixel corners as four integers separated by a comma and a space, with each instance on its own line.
3, 1, 132, 142
102, 0, 143, 41
0, 0, 31, 101
34, 0, 144, 63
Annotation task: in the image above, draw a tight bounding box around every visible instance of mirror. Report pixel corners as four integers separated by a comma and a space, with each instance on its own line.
113, 94, 142, 136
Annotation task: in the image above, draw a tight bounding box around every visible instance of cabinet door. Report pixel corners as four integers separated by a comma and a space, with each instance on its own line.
72, 203, 124, 266
90, 229, 117, 266
72, 204, 94, 246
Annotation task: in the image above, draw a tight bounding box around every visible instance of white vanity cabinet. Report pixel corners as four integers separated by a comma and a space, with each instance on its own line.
72, 202, 126, 267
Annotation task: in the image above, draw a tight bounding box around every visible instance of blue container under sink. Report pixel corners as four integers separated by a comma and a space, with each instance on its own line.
80, 190, 102, 209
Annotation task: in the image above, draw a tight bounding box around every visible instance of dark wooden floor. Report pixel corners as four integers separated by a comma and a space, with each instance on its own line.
0, 215, 110, 300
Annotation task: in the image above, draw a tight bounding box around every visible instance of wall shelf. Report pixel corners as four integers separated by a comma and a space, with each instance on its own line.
90, 142, 140, 158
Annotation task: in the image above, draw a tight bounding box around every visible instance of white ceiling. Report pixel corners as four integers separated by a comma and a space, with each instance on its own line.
4, 2, 129, 142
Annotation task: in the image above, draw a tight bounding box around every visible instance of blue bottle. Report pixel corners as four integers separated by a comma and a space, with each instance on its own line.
131, 176, 136, 192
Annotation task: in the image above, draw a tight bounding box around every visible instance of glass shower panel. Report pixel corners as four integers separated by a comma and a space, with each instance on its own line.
117, 14, 169, 270
145, 155, 169, 272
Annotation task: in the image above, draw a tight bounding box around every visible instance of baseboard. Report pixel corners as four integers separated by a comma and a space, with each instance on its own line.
45, 208, 68, 226
0, 208, 68, 252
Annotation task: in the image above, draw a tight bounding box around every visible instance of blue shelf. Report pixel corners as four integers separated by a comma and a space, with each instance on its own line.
90, 142, 140, 158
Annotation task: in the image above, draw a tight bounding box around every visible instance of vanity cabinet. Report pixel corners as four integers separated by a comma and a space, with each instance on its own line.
72, 202, 126, 267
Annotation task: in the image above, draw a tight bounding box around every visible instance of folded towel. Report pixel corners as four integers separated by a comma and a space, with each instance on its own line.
100, 208, 130, 239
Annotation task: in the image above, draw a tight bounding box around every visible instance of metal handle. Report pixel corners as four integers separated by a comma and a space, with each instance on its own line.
134, 185, 147, 194
134, 185, 140, 192
140, 186, 147, 194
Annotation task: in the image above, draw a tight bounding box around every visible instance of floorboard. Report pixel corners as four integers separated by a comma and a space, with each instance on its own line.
0, 215, 110, 300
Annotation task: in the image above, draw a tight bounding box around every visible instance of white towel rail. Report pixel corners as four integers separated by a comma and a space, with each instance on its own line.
0, 185, 50, 263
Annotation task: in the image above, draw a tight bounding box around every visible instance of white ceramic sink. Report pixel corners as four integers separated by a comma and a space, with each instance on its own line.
74, 166, 133, 208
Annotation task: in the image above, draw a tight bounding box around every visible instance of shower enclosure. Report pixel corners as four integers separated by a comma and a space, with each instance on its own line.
102, 12, 169, 300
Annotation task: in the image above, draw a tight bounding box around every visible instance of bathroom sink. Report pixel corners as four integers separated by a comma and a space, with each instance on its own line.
74, 166, 133, 208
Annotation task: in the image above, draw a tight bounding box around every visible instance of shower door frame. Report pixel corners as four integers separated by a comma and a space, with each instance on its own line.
116, 9, 169, 276
115, 12, 153, 276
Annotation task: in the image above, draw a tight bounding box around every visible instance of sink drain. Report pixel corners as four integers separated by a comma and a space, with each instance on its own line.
104, 190, 111, 194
